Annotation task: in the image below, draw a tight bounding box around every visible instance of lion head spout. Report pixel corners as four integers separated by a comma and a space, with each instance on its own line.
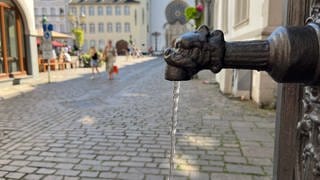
164, 25, 226, 81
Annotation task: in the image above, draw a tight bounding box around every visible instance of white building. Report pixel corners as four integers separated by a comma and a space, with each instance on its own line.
206, 0, 283, 107
34, 0, 70, 33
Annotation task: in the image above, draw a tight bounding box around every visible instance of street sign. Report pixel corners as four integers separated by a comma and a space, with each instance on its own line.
42, 23, 53, 59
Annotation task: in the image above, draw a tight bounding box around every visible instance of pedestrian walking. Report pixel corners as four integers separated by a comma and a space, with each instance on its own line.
103, 40, 117, 80
89, 46, 100, 79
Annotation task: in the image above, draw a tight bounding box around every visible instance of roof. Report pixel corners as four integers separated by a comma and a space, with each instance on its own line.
69, 0, 140, 5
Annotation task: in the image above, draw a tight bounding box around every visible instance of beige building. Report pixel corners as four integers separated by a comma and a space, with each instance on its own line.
205, 0, 283, 107
68, 0, 151, 54
0, 0, 39, 86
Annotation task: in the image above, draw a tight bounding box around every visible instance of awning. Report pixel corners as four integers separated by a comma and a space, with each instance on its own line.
36, 39, 65, 47
36, 29, 74, 39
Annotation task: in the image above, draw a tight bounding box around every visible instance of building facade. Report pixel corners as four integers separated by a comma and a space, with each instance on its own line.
34, 0, 70, 34
0, 0, 38, 83
68, 0, 151, 54
205, 0, 283, 107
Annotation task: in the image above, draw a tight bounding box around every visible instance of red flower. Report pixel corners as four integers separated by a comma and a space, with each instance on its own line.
196, 3, 204, 12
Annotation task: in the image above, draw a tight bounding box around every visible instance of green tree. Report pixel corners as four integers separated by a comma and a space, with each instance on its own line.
72, 27, 84, 49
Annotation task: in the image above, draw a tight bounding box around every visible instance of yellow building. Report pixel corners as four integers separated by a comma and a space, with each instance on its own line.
68, 0, 151, 55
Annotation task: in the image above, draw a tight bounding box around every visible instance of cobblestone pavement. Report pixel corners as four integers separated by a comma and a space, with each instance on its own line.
0, 57, 275, 179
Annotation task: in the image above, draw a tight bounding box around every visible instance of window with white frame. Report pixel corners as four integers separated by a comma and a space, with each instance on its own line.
107, 23, 113, 32
50, 7, 55, 16
124, 6, 130, 15
234, 0, 249, 27
98, 6, 103, 16
106, 6, 112, 15
81, 23, 87, 33
42, 8, 47, 15
99, 39, 105, 50
134, 9, 137, 26
90, 40, 96, 47
116, 22, 121, 32
80, 6, 86, 15
115, 6, 121, 16
35, 8, 38, 16
83, 39, 88, 51
89, 23, 95, 33
89, 6, 94, 16
60, 24, 65, 32
70, 7, 77, 16
98, 23, 104, 33
124, 23, 130, 32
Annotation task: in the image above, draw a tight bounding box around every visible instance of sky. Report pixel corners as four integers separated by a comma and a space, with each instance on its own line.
150, 0, 195, 50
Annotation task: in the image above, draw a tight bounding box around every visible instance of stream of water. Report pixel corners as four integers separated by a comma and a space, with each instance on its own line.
169, 81, 181, 180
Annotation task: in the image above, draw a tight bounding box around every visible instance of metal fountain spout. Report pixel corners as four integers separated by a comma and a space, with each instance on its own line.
164, 24, 320, 85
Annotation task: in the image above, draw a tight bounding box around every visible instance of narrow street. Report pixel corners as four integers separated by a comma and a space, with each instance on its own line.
0, 57, 275, 180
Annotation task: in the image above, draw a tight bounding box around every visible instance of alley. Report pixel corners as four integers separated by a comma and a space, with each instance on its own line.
0, 57, 275, 180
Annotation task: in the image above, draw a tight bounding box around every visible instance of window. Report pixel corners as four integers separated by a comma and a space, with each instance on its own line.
115, 6, 121, 16
59, 8, 64, 15
42, 8, 47, 15
142, 8, 145, 25
0, 2, 27, 77
83, 40, 88, 51
116, 23, 122, 32
34, 8, 38, 16
98, 6, 103, 16
90, 40, 96, 47
116, 23, 121, 32
98, 23, 104, 32
99, 39, 105, 50
80, 6, 86, 15
50, 8, 55, 16
81, 23, 87, 33
89, 23, 95, 33
134, 9, 137, 26
124, 6, 130, 15
89, 6, 94, 16
106, 6, 112, 15
70, 7, 77, 16
107, 23, 112, 32
234, 0, 249, 27
60, 24, 65, 32
124, 23, 130, 32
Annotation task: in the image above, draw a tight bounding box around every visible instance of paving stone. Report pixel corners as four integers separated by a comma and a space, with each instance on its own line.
55, 169, 80, 176
0, 165, 20, 172
42, 175, 63, 180
4, 172, 25, 179
99, 172, 118, 178
36, 168, 57, 175
211, 173, 253, 180
117, 172, 144, 180
145, 175, 164, 180
0, 171, 8, 177
23, 174, 44, 180
17, 166, 38, 173
79, 171, 99, 178
226, 164, 264, 175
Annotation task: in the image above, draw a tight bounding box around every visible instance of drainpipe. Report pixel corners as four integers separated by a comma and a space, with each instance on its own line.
205, 0, 214, 28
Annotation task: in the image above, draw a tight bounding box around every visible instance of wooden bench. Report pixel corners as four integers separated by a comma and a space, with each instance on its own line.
38, 58, 56, 72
